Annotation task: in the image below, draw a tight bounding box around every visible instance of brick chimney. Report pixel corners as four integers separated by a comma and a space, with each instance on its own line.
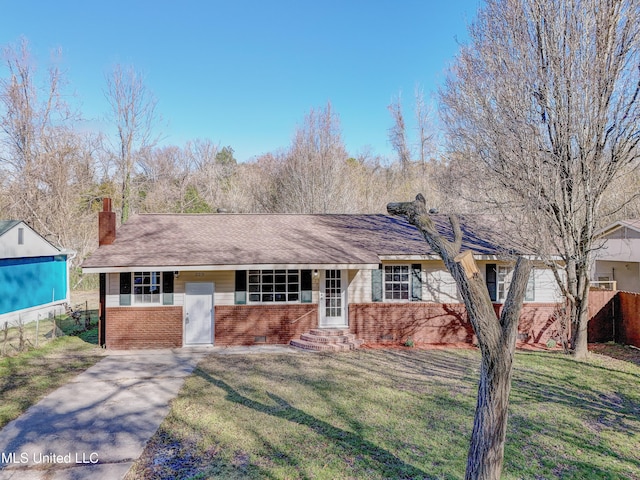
98, 198, 116, 246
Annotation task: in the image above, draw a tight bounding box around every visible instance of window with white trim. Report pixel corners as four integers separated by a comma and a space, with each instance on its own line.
497, 266, 535, 302
248, 269, 300, 303
133, 271, 161, 304
497, 266, 510, 302
384, 265, 410, 300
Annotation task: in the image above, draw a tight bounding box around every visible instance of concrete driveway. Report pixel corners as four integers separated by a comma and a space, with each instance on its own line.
0, 348, 209, 480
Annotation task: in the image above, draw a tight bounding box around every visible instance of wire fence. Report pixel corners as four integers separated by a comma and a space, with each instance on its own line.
1, 302, 98, 357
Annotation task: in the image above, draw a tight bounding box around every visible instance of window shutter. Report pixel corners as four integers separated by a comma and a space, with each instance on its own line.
235, 270, 247, 304
119, 273, 131, 306
162, 272, 174, 305
301, 270, 312, 303
486, 264, 497, 302
371, 265, 383, 302
411, 263, 422, 301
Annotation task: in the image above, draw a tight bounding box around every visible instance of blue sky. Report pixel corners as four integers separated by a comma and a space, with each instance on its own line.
0, 1, 480, 162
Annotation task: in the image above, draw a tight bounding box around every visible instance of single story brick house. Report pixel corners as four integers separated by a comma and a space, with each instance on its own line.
81, 200, 564, 349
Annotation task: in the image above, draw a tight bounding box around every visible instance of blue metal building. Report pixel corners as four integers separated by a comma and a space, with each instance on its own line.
0, 221, 72, 324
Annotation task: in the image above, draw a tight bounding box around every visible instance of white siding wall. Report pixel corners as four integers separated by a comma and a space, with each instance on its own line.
593, 260, 640, 293
106, 271, 235, 307
348, 269, 372, 303
175, 271, 234, 306
423, 262, 461, 303
105, 263, 565, 309
530, 267, 564, 303
345, 260, 562, 305
0, 222, 62, 259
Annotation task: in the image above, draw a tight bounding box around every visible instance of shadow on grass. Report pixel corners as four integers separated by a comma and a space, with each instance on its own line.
194, 367, 433, 480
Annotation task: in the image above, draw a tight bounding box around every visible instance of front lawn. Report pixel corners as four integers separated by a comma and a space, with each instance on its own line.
0, 336, 102, 429
129, 348, 640, 479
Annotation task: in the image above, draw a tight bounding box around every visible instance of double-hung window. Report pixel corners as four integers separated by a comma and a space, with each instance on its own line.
384, 265, 410, 300
248, 269, 300, 303
495, 265, 535, 302
133, 271, 161, 304
119, 271, 174, 306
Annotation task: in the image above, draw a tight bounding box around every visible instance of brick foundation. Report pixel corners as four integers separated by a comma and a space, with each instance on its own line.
215, 304, 317, 346
349, 302, 564, 345
504, 303, 565, 344
349, 303, 474, 344
103, 301, 566, 349
105, 306, 183, 349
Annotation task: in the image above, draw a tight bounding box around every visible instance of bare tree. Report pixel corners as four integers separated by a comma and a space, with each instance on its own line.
0, 39, 98, 268
414, 85, 435, 167
387, 93, 412, 174
388, 194, 531, 480
104, 64, 158, 223
273, 102, 352, 213
439, 0, 640, 358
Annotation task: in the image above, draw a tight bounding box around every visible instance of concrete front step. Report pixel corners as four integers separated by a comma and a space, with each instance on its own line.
290, 328, 364, 352
290, 339, 356, 352
300, 332, 356, 344
308, 328, 350, 336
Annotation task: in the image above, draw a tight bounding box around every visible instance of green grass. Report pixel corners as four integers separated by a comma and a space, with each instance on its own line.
128, 348, 640, 479
0, 335, 102, 429
0, 309, 98, 355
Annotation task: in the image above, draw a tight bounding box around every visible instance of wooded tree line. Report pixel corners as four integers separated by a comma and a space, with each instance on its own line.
0, 38, 446, 282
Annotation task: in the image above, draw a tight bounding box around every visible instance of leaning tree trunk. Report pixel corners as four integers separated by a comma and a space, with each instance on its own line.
388, 194, 531, 480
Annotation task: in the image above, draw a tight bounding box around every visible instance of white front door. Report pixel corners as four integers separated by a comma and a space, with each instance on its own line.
320, 270, 347, 327
184, 282, 214, 345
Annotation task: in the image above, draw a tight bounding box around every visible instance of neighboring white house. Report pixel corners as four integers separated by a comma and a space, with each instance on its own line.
593, 220, 640, 293
0, 220, 73, 325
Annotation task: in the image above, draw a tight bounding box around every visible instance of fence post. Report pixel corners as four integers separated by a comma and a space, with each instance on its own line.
18, 316, 24, 352
35, 314, 40, 348
2, 321, 7, 356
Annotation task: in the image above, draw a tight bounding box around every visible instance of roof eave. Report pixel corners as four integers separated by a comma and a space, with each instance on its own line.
82, 262, 382, 274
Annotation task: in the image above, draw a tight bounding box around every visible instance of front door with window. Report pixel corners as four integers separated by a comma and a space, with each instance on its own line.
184, 282, 214, 345
320, 270, 347, 327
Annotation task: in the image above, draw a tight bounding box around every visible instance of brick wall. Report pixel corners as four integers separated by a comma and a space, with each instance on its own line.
349, 302, 563, 345
349, 303, 474, 344
105, 306, 183, 349
503, 303, 565, 344
103, 301, 567, 349
215, 304, 317, 346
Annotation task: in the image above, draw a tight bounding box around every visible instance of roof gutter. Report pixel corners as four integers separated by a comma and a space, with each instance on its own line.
82, 262, 382, 274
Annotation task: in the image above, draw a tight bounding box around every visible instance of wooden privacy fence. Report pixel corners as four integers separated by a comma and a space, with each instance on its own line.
588, 289, 640, 347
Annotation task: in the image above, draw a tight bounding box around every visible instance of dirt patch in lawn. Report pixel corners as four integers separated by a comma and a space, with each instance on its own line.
589, 343, 640, 366
70, 290, 99, 310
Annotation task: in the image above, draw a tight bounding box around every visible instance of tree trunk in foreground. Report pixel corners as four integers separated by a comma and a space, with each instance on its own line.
388, 194, 531, 480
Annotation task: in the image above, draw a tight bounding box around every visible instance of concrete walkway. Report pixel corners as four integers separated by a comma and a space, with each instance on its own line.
0, 348, 211, 480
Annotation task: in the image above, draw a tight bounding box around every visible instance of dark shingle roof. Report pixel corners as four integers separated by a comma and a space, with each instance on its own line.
81, 213, 519, 270
0, 220, 21, 237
